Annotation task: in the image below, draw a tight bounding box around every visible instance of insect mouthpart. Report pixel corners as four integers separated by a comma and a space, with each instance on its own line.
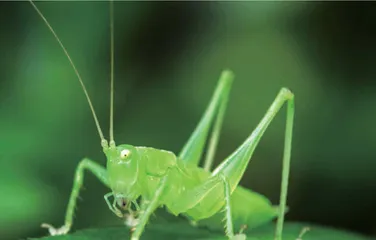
115, 194, 141, 215
116, 196, 128, 209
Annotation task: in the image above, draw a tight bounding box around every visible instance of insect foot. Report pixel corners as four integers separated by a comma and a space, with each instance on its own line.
296, 227, 310, 240
124, 213, 140, 228
41, 223, 70, 236
231, 233, 246, 240
229, 224, 247, 240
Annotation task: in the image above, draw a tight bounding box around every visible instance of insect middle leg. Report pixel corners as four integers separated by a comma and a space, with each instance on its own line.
178, 70, 234, 170
42, 158, 109, 235
130, 174, 170, 240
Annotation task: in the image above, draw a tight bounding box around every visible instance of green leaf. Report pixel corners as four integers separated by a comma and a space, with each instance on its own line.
32, 222, 372, 240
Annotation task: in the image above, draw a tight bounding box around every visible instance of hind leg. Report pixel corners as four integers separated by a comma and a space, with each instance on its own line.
173, 88, 294, 239
179, 70, 234, 169
211, 88, 294, 240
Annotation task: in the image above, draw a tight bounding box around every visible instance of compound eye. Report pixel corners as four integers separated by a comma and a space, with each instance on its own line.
120, 149, 131, 159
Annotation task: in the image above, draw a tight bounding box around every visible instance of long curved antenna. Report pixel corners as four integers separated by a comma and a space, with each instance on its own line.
109, 0, 115, 147
29, 0, 108, 148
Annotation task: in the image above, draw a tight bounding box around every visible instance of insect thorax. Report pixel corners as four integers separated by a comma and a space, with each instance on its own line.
105, 145, 178, 202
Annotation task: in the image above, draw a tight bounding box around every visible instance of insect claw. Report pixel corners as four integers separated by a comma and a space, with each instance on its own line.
41, 223, 70, 236
239, 224, 247, 234
296, 227, 311, 240
231, 233, 247, 240
115, 210, 123, 218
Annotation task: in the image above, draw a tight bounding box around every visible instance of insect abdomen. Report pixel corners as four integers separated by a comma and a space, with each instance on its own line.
196, 186, 279, 233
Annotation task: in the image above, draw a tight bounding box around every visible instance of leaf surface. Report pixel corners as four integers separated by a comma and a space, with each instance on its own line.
33, 222, 373, 240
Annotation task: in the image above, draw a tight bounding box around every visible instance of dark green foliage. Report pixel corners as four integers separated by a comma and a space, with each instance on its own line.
1, 1, 376, 240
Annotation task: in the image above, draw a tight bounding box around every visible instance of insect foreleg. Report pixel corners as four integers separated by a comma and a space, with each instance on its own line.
179, 70, 234, 168
130, 174, 169, 240
42, 158, 109, 236
104, 192, 123, 217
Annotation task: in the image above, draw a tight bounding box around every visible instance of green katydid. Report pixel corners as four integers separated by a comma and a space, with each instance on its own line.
30, 1, 295, 240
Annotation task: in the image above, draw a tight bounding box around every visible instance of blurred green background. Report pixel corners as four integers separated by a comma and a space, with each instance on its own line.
1, 1, 376, 240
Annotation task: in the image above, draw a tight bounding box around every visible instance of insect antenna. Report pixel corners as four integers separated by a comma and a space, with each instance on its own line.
28, 0, 108, 149
109, 0, 116, 148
